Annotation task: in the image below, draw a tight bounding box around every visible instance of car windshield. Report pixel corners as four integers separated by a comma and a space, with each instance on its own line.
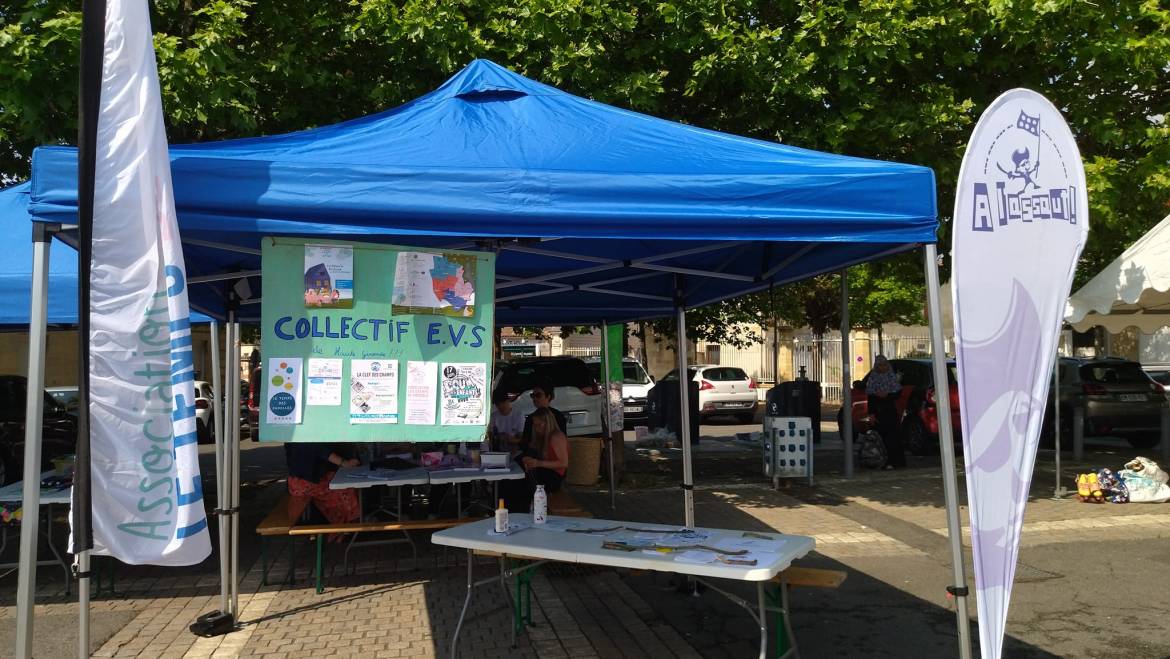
1079, 363, 1151, 384
584, 361, 651, 385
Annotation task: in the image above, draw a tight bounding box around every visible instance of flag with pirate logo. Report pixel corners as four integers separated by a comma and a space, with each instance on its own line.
951, 90, 1088, 658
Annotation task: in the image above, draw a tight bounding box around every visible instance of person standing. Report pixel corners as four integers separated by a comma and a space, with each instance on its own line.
521, 378, 567, 447
865, 356, 905, 469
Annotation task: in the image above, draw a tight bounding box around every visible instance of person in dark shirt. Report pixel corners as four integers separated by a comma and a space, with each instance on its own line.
521, 378, 567, 448
285, 442, 360, 524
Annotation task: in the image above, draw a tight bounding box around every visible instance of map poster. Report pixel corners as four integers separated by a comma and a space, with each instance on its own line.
440, 363, 487, 426
304, 244, 354, 309
266, 358, 303, 424
392, 251, 477, 317
405, 361, 438, 425
349, 359, 399, 424
306, 358, 343, 406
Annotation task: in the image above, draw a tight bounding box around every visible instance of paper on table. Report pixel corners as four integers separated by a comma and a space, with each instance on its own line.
487, 522, 531, 537
405, 361, 438, 425
713, 537, 787, 553
672, 550, 718, 564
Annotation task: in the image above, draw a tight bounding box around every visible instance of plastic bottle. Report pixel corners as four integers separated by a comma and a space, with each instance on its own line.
494, 498, 509, 534
533, 485, 547, 525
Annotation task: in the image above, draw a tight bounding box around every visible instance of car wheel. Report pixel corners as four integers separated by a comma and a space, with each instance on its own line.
1125, 434, 1160, 450
197, 419, 211, 444
902, 417, 935, 455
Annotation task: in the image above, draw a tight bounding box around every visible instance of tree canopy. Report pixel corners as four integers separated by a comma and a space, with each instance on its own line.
3, 0, 1167, 328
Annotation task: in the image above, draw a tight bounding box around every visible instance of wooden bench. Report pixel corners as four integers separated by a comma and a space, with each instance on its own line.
255, 493, 310, 586
289, 518, 473, 593
548, 488, 592, 518
767, 566, 848, 658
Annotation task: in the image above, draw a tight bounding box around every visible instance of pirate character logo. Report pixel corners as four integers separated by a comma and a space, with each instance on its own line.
971, 108, 1077, 232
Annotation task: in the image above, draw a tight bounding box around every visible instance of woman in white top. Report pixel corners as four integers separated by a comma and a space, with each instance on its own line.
489, 388, 524, 451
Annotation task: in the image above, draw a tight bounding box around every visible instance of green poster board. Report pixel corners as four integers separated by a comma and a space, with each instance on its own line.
259, 237, 495, 443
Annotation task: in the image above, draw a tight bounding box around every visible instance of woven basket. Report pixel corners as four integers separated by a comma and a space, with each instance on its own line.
565, 437, 603, 486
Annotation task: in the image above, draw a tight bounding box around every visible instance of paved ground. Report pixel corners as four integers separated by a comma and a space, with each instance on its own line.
2, 413, 1169, 657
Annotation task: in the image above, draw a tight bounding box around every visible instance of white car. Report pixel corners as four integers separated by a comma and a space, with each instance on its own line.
661, 364, 758, 422
194, 380, 215, 443
493, 357, 604, 436
583, 357, 655, 423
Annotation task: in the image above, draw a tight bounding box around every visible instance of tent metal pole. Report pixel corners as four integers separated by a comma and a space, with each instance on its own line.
229, 315, 241, 617
923, 244, 973, 659
601, 323, 617, 511
15, 226, 52, 659
675, 299, 695, 528
77, 550, 90, 658
1053, 349, 1064, 498
840, 270, 853, 478
209, 321, 229, 614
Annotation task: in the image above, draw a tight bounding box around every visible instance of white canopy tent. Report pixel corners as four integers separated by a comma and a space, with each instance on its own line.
1066, 213, 1170, 334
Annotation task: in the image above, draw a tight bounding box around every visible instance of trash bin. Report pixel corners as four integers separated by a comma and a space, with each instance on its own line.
763, 416, 813, 486
766, 379, 822, 443
647, 379, 700, 445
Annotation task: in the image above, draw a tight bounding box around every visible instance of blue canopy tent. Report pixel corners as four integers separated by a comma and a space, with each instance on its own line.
0, 183, 79, 326
27, 60, 937, 325
17, 60, 971, 652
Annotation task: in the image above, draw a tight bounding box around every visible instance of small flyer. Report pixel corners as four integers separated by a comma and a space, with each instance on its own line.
306, 358, 343, 406
349, 359, 399, 424
304, 244, 354, 309
440, 363, 487, 426
266, 358, 303, 425
405, 360, 438, 425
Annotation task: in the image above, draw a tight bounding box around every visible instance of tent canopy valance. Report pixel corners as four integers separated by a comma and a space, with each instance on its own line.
23, 59, 938, 324
1066, 213, 1170, 334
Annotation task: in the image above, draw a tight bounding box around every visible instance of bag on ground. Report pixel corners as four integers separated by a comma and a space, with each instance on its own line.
1123, 457, 1169, 484
1119, 470, 1170, 503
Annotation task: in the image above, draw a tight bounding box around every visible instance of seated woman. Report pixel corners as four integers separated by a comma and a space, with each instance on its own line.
502, 407, 569, 513
489, 388, 524, 452
285, 442, 361, 527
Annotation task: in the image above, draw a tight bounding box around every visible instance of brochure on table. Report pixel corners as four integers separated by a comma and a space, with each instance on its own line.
260, 237, 495, 443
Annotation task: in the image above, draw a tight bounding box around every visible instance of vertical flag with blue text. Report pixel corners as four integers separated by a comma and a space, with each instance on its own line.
70, 0, 211, 565
951, 90, 1088, 658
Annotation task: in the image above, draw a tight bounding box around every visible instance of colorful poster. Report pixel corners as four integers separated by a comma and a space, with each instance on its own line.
440, 363, 487, 426
951, 89, 1088, 659
405, 360, 438, 425
266, 358, 304, 425
349, 359, 399, 424
304, 244, 354, 308
306, 358, 343, 406
392, 251, 477, 317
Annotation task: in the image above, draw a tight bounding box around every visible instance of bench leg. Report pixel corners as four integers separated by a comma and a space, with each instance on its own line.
315, 534, 325, 594
260, 537, 270, 586
287, 537, 296, 585
767, 582, 798, 659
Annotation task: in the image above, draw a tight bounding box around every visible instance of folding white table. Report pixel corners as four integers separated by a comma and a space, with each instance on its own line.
427, 465, 526, 517
329, 466, 431, 562
433, 514, 815, 659
0, 471, 72, 591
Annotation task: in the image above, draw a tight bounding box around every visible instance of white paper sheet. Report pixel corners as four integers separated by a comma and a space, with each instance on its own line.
306, 358, 343, 406
405, 361, 438, 425
266, 358, 303, 424
440, 362, 487, 425
349, 359, 399, 423
672, 550, 719, 565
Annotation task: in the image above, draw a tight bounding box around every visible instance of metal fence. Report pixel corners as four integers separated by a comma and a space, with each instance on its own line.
563, 347, 601, 358
793, 335, 844, 402
707, 340, 778, 384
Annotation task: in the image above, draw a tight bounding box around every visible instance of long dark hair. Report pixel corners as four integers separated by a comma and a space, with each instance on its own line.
528, 407, 560, 457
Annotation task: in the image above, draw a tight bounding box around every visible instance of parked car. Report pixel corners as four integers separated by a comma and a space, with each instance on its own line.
1142, 366, 1170, 388
46, 385, 80, 415
582, 357, 655, 423
0, 375, 78, 485
657, 364, 758, 423
193, 380, 215, 444
493, 357, 603, 436
1044, 357, 1165, 449
840, 358, 960, 455
248, 366, 262, 438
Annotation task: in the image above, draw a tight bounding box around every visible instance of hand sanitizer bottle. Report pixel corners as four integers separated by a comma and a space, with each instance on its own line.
533, 485, 547, 525
495, 498, 509, 534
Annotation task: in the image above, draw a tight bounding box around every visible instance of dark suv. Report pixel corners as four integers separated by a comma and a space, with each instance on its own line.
1044, 357, 1165, 449
0, 375, 78, 485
